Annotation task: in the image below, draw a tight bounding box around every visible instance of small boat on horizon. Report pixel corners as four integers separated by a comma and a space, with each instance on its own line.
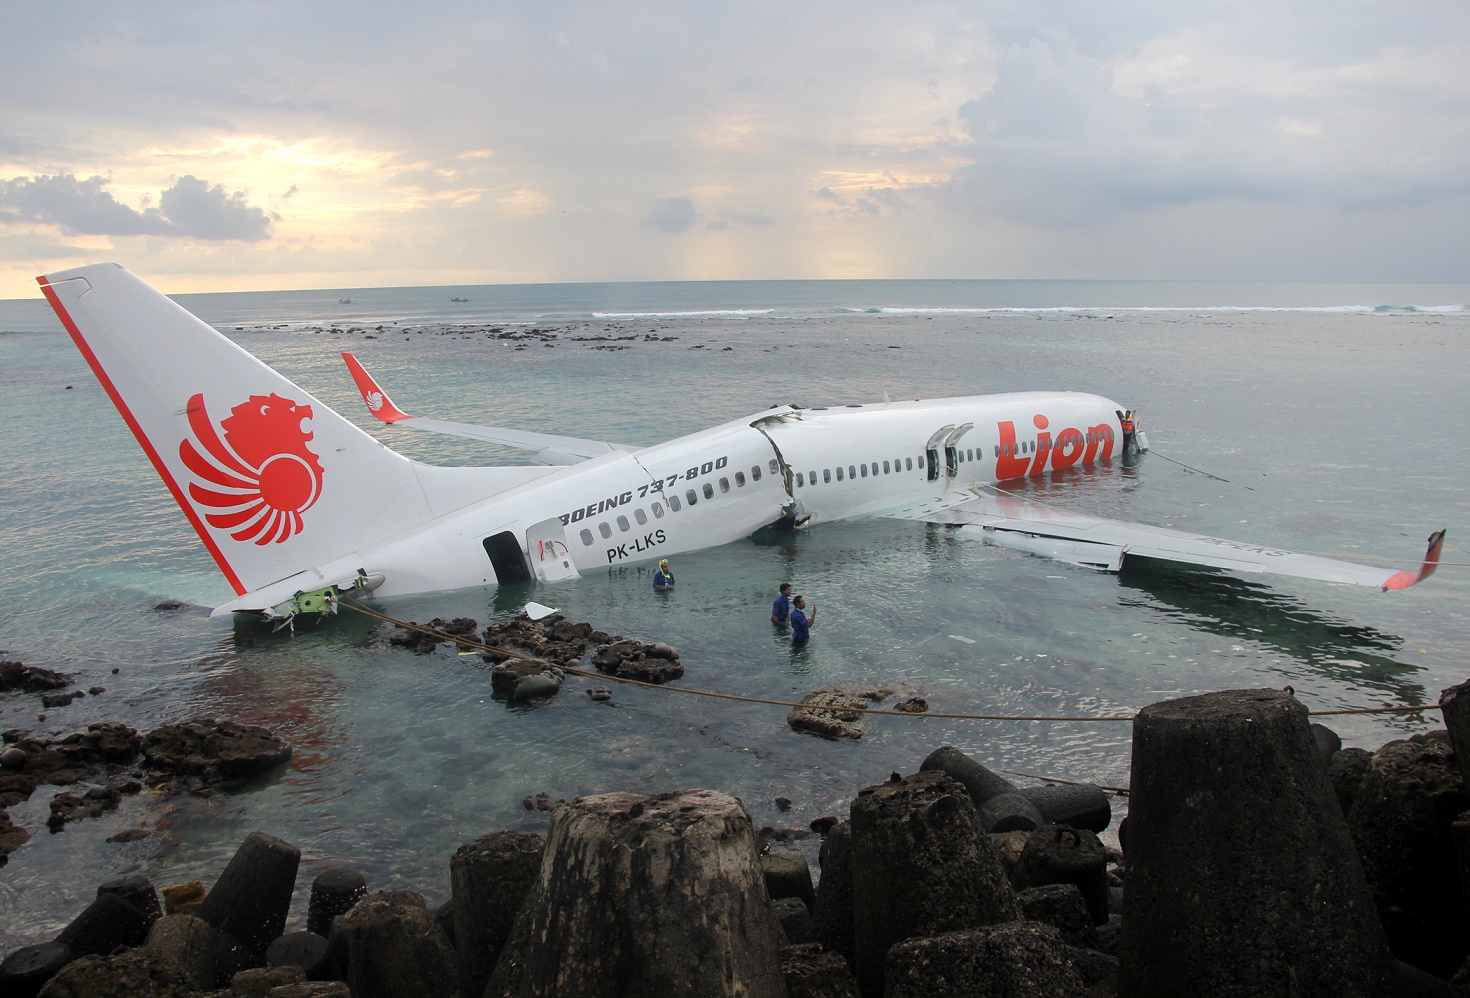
450, 296, 469, 302
339, 298, 352, 304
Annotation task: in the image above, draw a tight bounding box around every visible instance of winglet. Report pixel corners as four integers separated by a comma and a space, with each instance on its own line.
341, 352, 412, 423
1382, 529, 1446, 591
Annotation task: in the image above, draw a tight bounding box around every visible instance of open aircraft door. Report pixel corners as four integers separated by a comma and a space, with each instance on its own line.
525, 517, 580, 582
924, 425, 955, 481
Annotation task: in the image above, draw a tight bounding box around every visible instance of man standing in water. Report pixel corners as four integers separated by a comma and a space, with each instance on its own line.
790, 595, 816, 645
771, 583, 793, 625
653, 559, 675, 590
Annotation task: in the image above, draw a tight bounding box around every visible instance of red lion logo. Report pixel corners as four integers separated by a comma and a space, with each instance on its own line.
179, 392, 326, 545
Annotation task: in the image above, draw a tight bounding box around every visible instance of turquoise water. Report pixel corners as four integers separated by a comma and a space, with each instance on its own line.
1, 280, 1468, 951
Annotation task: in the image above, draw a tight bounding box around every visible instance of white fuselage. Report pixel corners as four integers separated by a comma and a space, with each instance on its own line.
347, 391, 1125, 599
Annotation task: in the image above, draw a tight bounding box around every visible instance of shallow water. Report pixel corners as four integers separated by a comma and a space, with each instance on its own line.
1, 289, 1468, 951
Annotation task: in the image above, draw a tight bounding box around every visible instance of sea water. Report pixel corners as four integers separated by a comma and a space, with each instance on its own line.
1, 279, 1468, 951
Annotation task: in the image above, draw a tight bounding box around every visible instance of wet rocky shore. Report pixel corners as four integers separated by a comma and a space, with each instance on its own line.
4, 673, 1470, 996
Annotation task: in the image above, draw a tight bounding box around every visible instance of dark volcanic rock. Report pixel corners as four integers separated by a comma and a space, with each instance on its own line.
781, 942, 859, 997
590, 638, 684, 683
0, 660, 72, 694
142, 718, 291, 786
35, 946, 196, 997
788, 691, 869, 739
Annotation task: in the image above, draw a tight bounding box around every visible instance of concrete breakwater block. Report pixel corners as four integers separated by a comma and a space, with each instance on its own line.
850, 771, 1020, 997
337, 890, 457, 998
1119, 688, 1398, 997
307, 868, 367, 938
450, 830, 544, 998
196, 830, 301, 958
810, 821, 856, 968
1346, 730, 1470, 977
486, 788, 786, 998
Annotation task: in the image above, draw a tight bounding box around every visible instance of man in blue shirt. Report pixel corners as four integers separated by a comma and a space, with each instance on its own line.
771, 583, 792, 625
653, 559, 674, 590
790, 595, 817, 644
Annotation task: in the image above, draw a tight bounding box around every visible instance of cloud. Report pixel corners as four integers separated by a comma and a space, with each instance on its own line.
155, 176, 275, 240
0, 173, 274, 241
644, 195, 697, 233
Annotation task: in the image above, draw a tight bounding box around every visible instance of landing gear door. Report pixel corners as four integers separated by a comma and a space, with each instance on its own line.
526, 517, 580, 582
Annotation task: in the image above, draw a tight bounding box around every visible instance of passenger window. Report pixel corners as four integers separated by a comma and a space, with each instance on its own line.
795, 472, 805, 487
808, 470, 816, 484
836, 466, 845, 481
752, 466, 762, 481
735, 471, 746, 486
849, 465, 857, 479
703, 483, 714, 499
686, 488, 698, 505
769, 459, 779, 475
906, 458, 913, 471
870, 463, 878, 476
994, 445, 1000, 457
635, 508, 648, 525
883, 460, 890, 474
617, 515, 630, 531
719, 477, 730, 493
652, 502, 664, 518
860, 464, 868, 478
823, 469, 831, 483
668, 495, 681, 511
599, 522, 612, 538
580, 529, 594, 546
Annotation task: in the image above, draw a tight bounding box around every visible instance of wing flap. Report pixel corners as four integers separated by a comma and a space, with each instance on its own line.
341, 352, 632, 464
926, 493, 1444, 591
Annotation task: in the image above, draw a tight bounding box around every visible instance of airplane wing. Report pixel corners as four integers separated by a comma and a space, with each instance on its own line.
341, 352, 635, 465
894, 490, 1444, 591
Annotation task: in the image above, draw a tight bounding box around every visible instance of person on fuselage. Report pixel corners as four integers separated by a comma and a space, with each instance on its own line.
771, 583, 793, 626
1121, 410, 1136, 452
790, 595, 816, 644
653, 559, 675, 590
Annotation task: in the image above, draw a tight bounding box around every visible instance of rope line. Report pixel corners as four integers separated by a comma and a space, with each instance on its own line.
337, 598, 1437, 724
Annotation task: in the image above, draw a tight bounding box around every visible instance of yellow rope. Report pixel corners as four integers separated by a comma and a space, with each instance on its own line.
336, 597, 1437, 724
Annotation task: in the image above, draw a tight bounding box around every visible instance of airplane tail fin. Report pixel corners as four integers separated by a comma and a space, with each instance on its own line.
1381, 529, 1446, 590
38, 263, 435, 600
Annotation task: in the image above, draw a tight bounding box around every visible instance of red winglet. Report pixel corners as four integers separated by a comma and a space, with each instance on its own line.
341, 352, 412, 423
1382, 529, 1446, 591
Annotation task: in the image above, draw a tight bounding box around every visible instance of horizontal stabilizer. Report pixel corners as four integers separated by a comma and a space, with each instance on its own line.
924, 492, 1444, 591
341, 352, 634, 465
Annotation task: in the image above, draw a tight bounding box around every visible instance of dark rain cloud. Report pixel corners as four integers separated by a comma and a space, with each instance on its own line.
0, 174, 273, 241
644, 195, 697, 233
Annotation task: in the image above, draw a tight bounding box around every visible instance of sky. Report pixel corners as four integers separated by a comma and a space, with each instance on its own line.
2, 1, 1468, 298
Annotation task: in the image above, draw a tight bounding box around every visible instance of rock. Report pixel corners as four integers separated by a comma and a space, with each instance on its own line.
788, 691, 869, 739
1, 747, 27, 769
884, 921, 1087, 998
1438, 679, 1470, 788
781, 942, 859, 998
486, 788, 786, 998
450, 830, 544, 998
1120, 688, 1399, 997
590, 639, 684, 683
163, 880, 207, 914
337, 891, 457, 998
0, 661, 71, 694
894, 698, 928, 713
229, 964, 306, 995
142, 718, 291, 786
919, 745, 1017, 806
0, 808, 31, 864
32, 947, 195, 998
1346, 730, 1470, 977
850, 770, 1020, 995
